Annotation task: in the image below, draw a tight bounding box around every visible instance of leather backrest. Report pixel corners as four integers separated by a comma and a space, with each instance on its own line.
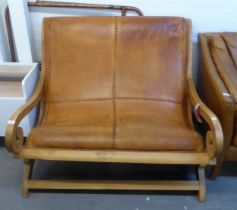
42, 17, 190, 103
207, 33, 237, 102
222, 33, 237, 69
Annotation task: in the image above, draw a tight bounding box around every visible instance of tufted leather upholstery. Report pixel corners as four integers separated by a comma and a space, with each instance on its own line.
28, 17, 203, 151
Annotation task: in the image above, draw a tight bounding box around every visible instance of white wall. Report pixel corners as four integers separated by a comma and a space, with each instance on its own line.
1, 0, 237, 77
0, 0, 10, 61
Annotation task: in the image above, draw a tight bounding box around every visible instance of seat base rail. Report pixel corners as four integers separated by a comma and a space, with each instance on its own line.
21, 160, 206, 202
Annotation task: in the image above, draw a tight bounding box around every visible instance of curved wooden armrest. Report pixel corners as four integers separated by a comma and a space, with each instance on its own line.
188, 78, 223, 158
5, 74, 45, 154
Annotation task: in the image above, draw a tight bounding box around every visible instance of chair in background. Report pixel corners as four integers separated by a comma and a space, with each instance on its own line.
199, 32, 237, 179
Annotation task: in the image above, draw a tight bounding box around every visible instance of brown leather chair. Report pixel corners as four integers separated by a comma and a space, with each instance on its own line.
5, 17, 223, 202
199, 32, 237, 179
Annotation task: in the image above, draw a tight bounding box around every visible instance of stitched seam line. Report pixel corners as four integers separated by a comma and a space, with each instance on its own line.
115, 97, 182, 103
182, 18, 186, 102
184, 19, 193, 128
112, 17, 118, 148
42, 20, 51, 125
221, 34, 237, 70
210, 37, 237, 102
179, 19, 186, 128
44, 97, 183, 104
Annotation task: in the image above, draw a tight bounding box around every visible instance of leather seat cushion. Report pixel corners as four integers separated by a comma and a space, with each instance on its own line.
28, 100, 203, 151
29, 100, 114, 149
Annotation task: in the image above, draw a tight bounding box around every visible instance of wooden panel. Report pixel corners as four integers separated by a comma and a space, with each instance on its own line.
20, 148, 210, 165
27, 180, 200, 191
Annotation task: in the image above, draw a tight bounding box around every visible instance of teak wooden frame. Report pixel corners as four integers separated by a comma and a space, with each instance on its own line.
5, 20, 223, 202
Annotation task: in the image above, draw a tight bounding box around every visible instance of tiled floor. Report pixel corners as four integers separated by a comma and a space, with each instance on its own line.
0, 145, 237, 210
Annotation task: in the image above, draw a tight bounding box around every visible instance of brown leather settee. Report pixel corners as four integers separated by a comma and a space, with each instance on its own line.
5, 17, 223, 202
199, 33, 237, 179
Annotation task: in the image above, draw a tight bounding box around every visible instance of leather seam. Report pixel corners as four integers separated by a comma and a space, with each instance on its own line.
221, 34, 237, 70
112, 17, 118, 148
42, 20, 51, 125
184, 19, 193, 129
203, 35, 233, 105
210, 37, 237, 102
44, 97, 183, 104
182, 18, 186, 102
181, 18, 189, 128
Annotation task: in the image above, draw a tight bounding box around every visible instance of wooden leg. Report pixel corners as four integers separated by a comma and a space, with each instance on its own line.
197, 166, 206, 202
13, 154, 19, 159
21, 159, 34, 198
210, 162, 223, 180
210, 154, 225, 180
